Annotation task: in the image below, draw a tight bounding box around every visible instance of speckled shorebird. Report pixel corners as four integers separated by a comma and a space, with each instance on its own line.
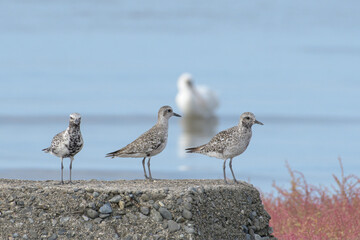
186, 112, 263, 184
106, 106, 181, 180
42, 113, 83, 184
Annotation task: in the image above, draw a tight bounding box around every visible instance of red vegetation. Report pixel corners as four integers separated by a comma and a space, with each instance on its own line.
262, 158, 360, 240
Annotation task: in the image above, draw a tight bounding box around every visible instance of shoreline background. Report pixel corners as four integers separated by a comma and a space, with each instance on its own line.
1, 0, 360, 194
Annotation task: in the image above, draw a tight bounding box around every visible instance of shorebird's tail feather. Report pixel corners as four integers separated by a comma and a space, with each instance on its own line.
42, 147, 50, 153
186, 145, 204, 153
105, 150, 119, 158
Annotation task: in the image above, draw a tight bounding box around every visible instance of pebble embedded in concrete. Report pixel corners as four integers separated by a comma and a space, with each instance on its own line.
109, 195, 122, 203
182, 209, 192, 220
99, 213, 110, 219
118, 200, 125, 210
167, 220, 180, 232
184, 226, 195, 234
183, 202, 192, 210
140, 206, 150, 216
158, 207, 172, 220
86, 209, 99, 219
99, 203, 112, 214
151, 210, 163, 222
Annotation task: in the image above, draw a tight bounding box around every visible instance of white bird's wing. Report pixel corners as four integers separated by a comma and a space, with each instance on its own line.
197, 85, 219, 110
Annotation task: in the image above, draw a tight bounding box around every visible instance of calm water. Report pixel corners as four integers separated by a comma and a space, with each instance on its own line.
1, 0, 360, 192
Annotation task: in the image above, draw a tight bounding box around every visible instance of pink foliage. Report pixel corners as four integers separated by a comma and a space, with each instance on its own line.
262, 158, 360, 240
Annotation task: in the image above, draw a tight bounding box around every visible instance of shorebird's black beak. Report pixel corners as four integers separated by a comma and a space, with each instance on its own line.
255, 119, 263, 125
173, 112, 181, 117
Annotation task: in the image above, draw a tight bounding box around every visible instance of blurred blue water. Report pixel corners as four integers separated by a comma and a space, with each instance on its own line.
1, 0, 360, 192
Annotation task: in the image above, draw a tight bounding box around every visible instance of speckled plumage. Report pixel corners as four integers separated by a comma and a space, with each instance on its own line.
186, 112, 263, 183
106, 106, 181, 180
43, 113, 83, 184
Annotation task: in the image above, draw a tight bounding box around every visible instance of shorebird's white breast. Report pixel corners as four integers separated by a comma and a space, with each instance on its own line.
52, 144, 70, 157
223, 144, 246, 159
51, 134, 70, 158
223, 131, 252, 158
204, 151, 225, 159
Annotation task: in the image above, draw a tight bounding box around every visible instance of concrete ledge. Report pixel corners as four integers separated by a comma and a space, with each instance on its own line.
0, 179, 276, 240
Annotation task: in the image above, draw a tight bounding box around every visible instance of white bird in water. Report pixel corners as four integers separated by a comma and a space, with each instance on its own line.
176, 73, 219, 118
186, 112, 263, 184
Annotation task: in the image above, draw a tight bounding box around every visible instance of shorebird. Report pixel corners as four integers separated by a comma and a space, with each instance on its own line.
42, 113, 83, 184
186, 112, 263, 184
176, 73, 219, 118
106, 106, 181, 180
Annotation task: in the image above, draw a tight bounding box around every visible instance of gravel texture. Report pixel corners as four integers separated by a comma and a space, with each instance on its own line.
0, 179, 277, 240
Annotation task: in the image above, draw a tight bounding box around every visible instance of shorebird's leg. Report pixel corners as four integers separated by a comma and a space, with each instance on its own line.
60, 157, 64, 184
142, 157, 149, 179
223, 159, 228, 184
229, 158, 238, 184
69, 156, 74, 184
147, 158, 153, 180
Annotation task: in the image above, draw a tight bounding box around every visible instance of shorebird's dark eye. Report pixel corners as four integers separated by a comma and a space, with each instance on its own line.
168, 109, 172, 112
